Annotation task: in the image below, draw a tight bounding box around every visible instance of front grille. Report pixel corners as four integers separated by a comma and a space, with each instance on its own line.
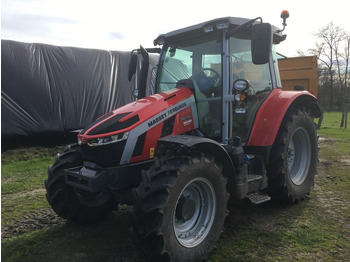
81, 140, 127, 167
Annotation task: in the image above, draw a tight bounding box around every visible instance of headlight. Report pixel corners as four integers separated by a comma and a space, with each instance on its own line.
87, 132, 129, 146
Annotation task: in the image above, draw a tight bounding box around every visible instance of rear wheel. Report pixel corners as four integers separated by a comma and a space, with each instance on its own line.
130, 152, 228, 262
45, 145, 118, 223
267, 107, 318, 203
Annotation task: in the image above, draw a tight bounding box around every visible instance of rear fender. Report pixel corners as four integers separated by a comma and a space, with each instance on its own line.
246, 89, 321, 147
156, 135, 235, 192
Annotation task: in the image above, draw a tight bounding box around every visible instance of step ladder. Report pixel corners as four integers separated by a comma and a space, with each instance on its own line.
247, 191, 271, 205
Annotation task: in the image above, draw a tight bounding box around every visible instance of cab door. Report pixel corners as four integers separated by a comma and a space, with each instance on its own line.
155, 35, 224, 142
229, 37, 273, 142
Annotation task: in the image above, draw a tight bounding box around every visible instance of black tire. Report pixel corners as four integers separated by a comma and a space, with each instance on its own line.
130, 152, 228, 262
45, 145, 118, 223
267, 107, 318, 203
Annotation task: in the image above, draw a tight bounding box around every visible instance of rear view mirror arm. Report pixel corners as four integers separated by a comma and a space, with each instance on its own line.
226, 17, 262, 39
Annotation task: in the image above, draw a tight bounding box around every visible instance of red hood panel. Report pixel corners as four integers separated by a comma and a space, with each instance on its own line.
79, 87, 195, 140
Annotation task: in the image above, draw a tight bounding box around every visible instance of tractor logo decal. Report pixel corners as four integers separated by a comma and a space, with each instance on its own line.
167, 102, 187, 115
147, 102, 187, 128
148, 113, 167, 128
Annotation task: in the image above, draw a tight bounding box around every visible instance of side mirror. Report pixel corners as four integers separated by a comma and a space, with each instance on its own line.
128, 53, 138, 81
251, 23, 272, 65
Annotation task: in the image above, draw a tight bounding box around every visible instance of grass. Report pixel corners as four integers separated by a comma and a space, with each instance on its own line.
2, 112, 350, 262
317, 111, 350, 142
1, 146, 65, 226
2, 157, 52, 194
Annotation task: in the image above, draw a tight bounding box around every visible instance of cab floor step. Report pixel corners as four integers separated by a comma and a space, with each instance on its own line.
248, 192, 271, 204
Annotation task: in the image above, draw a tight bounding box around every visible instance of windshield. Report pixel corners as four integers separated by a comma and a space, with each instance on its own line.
155, 33, 222, 93
155, 33, 223, 141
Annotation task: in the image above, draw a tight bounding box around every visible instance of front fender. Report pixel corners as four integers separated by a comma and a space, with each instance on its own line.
156, 135, 235, 191
246, 89, 321, 147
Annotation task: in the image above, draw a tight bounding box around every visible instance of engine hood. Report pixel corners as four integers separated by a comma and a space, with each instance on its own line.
78, 87, 197, 144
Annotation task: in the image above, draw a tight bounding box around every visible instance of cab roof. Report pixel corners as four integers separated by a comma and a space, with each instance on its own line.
154, 16, 286, 46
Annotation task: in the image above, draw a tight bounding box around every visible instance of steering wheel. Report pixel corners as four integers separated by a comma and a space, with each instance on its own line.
193, 68, 221, 96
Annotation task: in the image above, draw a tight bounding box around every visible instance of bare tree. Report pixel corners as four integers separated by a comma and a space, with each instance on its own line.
300, 23, 350, 128
309, 22, 344, 108
339, 32, 350, 128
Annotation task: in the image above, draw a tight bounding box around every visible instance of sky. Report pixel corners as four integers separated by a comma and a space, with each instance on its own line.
1, 0, 350, 57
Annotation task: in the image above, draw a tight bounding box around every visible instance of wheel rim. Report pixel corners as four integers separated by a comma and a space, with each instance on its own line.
287, 127, 311, 185
173, 178, 216, 247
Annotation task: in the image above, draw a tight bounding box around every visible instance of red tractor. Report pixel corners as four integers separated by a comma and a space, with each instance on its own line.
45, 11, 321, 262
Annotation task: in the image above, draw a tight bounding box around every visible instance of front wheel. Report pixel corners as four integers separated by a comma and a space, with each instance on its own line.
130, 152, 228, 262
45, 145, 118, 223
267, 107, 318, 203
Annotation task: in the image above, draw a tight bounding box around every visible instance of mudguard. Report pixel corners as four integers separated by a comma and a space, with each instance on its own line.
156, 135, 235, 189
246, 89, 321, 147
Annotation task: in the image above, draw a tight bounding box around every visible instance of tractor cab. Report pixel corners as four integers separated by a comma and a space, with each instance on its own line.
151, 17, 287, 144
